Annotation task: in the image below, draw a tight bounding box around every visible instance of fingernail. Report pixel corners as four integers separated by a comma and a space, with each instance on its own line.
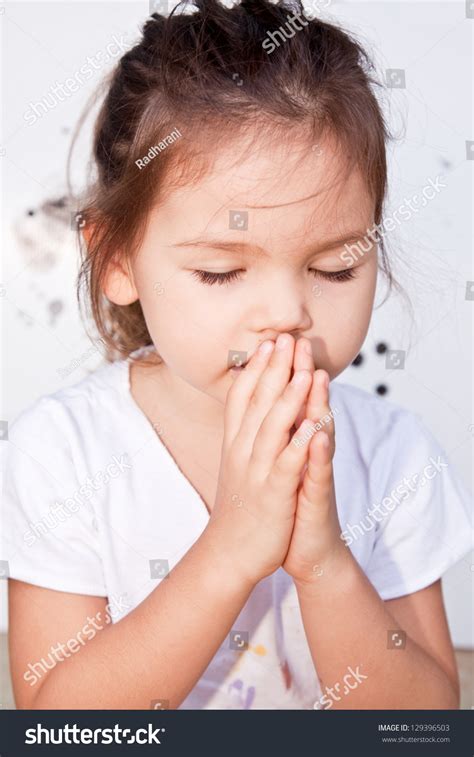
258, 340, 274, 356
291, 370, 308, 385
276, 334, 290, 350
319, 371, 329, 388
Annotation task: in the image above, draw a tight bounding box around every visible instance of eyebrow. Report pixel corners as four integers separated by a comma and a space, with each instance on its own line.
171, 231, 370, 257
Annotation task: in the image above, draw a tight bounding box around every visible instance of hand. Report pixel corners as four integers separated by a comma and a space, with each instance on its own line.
291, 336, 318, 433
282, 341, 347, 586
205, 334, 313, 588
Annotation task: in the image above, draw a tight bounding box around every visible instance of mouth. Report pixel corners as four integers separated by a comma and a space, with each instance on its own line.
228, 360, 296, 381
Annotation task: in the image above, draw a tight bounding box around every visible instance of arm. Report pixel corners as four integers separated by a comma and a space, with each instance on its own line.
9, 525, 254, 710
295, 558, 459, 709
281, 343, 459, 709
10, 334, 314, 710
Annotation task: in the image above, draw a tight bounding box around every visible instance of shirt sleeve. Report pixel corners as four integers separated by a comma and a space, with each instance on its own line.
364, 410, 473, 601
1, 397, 107, 596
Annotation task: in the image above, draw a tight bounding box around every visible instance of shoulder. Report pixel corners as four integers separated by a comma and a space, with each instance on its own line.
330, 380, 413, 422
333, 382, 472, 600
1, 363, 127, 597
330, 380, 425, 460
8, 358, 129, 448
5, 359, 133, 485
329, 380, 452, 499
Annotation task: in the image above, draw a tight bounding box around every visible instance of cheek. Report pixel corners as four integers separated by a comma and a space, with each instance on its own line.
136, 279, 234, 384
309, 273, 376, 375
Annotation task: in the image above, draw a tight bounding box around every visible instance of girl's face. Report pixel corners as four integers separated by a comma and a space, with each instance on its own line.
108, 132, 378, 406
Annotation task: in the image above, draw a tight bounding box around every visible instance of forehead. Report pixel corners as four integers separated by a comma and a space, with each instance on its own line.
151, 130, 375, 247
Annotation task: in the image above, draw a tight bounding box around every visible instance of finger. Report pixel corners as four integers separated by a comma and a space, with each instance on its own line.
305, 369, 335, 454
251, 369, 313, 464
293, 337, 315, 373
293, 337, 315, 430
234, 333, 295, 449
224, 339, 275, 443
269, 418, 316, 493
298, 430, 334, 509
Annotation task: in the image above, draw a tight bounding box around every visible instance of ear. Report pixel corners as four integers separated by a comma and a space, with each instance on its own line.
82, 223, 139, 306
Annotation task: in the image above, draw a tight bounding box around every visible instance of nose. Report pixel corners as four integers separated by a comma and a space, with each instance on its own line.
250, 267, 313, 337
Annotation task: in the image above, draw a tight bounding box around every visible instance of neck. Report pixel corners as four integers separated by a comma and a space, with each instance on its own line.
130, 357, 226, 432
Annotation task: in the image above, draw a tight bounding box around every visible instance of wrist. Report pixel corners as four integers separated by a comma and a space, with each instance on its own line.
293, 542, 357, 598
197, 521, 259, 595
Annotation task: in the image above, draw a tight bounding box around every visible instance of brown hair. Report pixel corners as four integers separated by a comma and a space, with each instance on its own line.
72, 0, 398, 363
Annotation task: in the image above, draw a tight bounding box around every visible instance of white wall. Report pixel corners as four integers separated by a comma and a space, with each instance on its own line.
1, 0, 472, 647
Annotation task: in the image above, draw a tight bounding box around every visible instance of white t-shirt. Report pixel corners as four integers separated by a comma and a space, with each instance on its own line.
2, 352, 472, 709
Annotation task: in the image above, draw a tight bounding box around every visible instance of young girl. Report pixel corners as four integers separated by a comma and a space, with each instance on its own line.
4, 0, 472, 710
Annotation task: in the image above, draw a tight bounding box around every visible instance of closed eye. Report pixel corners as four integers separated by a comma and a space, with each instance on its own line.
310, 268, 357, 282
191, 269, 244, 286
191, 267, 357, 286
